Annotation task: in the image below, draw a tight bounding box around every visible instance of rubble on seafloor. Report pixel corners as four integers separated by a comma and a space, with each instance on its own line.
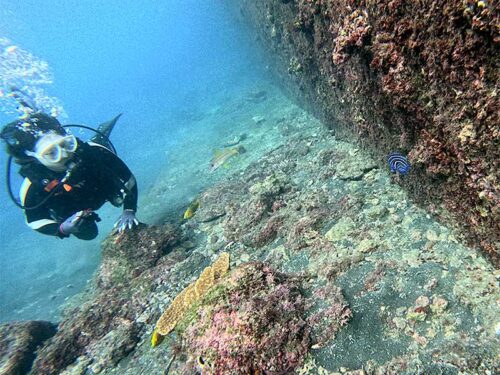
1, 89, 499, 375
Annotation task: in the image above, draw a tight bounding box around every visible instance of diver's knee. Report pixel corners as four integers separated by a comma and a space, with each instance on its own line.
75, 221, 98, 240
76, 231, 98, 240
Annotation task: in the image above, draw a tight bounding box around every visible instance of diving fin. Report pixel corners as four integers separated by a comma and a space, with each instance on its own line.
90, 113, 122, 150
97, 113, 122, 138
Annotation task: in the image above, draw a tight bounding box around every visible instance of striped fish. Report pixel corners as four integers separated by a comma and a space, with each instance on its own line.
387, 152, 410, 175
209, 146, 245, 172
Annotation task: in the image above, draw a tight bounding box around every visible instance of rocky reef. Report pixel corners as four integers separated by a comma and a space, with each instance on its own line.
180, 262, 312, 374
28, 224, 183, 374
2, 86, 498, 374
229, 0, 499, 263
0, 320, 56, 375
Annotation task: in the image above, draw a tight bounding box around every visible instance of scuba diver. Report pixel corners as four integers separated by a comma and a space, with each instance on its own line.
0, 111, 139, 240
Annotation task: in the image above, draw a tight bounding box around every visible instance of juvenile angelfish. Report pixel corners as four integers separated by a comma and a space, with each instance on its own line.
387, 152, 410, 175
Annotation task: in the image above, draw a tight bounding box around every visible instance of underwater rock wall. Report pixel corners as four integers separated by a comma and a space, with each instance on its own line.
232, 0, 499, 262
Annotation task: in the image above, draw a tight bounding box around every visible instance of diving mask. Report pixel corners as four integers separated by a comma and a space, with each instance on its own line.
25, 132, 78, 171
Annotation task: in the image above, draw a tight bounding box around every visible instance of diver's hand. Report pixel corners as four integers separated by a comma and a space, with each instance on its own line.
59, 209, 99, 236
114, 209, 139, 233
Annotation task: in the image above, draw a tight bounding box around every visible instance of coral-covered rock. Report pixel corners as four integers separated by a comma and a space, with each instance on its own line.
98, 223, 180, 288
307, 285, 352, 348
219, 165, 337, 250
195, 181, 246, 223
29, 290, 143, 375
335, 152, 378, 181
80, 323, 141, 371
29, 224, 182, 375
234, 0, 500, 263
180, 262, 311, 374
0, 321, 56, 375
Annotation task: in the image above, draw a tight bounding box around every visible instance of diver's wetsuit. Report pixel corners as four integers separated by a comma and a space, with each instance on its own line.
20, 140, 137, 239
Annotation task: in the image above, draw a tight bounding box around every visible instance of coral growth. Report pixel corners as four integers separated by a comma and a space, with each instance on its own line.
332, 9, 372, 65
98, 223, 180, 288
181, 262, 311, 374
29, 224, 182, 374
224, 173, 292, 247
154, 252, 230, 338
0, 321, 56, 375
307, 285, 352, 348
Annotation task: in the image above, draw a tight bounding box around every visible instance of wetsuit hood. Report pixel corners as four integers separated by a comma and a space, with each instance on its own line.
0, 113, 66, 160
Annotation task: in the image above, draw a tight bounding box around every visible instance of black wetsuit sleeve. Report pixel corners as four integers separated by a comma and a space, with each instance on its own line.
123, 178, 138, 212
90, 144, 138, 212
21, 178, 66, 238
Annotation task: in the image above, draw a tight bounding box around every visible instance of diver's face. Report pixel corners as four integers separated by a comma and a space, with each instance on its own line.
26, 132, 77, 171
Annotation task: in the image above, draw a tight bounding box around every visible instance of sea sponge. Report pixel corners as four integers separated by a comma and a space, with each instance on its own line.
211, 251, 230, 279
154, 288, 189, 337
152, 252, 230, 343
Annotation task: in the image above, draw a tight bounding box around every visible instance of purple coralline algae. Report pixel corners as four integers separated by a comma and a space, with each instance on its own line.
180, 262, 311, 374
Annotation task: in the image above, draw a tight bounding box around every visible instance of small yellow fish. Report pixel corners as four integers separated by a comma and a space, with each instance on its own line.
197, 356, 207, 369
209, 146, 245, 172
151, 329, 165, 347
183, 199, 200, 220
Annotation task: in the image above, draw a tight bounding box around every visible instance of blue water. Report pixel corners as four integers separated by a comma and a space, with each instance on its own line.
0, 0, 265, 322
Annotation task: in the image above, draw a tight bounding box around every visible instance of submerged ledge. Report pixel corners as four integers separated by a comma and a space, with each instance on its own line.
230, 0, 499, 264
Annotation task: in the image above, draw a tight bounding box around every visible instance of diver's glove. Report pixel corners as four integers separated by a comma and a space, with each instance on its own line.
59, 209, 101, 237
114, 209, 139, 233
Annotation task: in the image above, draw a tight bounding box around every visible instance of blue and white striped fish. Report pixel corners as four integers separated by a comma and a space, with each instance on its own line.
387, 152, 410, 175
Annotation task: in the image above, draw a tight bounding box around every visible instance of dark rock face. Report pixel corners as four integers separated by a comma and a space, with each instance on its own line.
0, 321, 56, 375
233, 0, 499, 263
98, 223, 180, 289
